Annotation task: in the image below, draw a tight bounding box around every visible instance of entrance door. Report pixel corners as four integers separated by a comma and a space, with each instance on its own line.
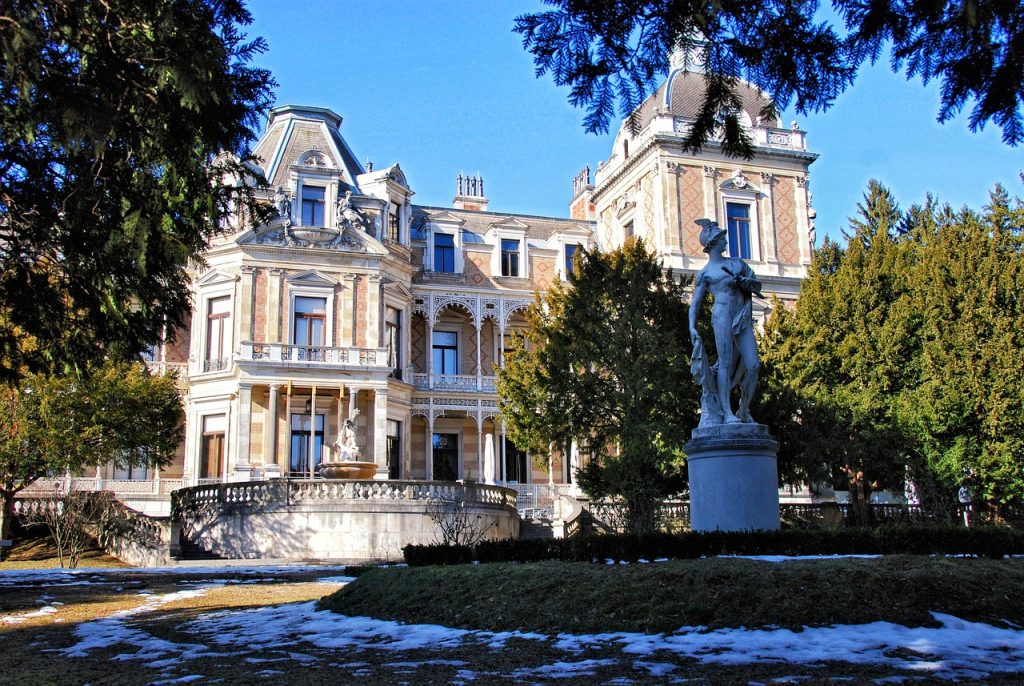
503, 437, 529, 483
432, 433, 459, 481
290, 413, 324, 477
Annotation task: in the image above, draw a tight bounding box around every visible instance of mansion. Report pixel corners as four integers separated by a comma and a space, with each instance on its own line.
80, 61, 817, 518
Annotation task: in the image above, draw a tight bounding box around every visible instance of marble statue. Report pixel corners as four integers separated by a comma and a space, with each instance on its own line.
333, 418, 360, 461
688, 218, 762, 425
274, 186, 291, 224
336, 190, 365, 230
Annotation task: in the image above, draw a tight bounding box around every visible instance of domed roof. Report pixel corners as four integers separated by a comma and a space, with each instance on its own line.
632, 69, 779, 131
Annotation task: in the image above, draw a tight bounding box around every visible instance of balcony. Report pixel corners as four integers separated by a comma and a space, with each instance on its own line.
413, 373, 497, 393
238, 341, 391, 369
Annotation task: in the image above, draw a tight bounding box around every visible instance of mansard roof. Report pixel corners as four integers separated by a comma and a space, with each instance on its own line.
253, 105, 365, 189
632, 70, 778, 131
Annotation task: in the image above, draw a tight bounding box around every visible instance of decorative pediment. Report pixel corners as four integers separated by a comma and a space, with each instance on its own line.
720, 170, 760, 193
285, 270, 338, 287
296, 148, 333, 168
486, 216, 530, 235
195, 269, 236, 287
386, 164, 408, 186
425, 210, 466, 227
382, 279, 413, 299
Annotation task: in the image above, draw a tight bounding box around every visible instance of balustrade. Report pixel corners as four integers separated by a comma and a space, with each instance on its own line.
412, 373, 498, 392
240, 341, 389, 367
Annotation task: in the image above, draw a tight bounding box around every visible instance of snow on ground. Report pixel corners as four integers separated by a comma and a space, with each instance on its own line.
0, 563, 355, 587
6, 567, 1021, 681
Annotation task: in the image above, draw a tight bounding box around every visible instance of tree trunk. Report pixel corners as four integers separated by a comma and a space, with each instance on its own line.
0, 490, 15, 560
845, 467, 872, 526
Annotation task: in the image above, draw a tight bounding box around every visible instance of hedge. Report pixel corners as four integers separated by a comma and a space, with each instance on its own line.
402, 525, 1024, 567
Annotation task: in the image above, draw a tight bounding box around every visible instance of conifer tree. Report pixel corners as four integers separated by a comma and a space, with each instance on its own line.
497, 239, 698, 533
904, 187, 1024, 508
760, 181, 919, 523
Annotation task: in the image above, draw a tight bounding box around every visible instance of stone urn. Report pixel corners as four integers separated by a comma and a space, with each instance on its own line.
318, 461, 378, 479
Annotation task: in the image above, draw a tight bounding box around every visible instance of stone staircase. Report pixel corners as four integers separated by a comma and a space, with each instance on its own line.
176, 537, 222, 561
518, 513, 555, 539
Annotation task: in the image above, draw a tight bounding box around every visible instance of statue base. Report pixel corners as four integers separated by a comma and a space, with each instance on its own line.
685, 423, 780, 532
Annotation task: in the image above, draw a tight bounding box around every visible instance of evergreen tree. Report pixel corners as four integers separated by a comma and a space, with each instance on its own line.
516, 1, 1024, 150
904, 187, 1024, 508
760, 181, 919, 523
497, 238, 698, 533
0, 0, 274, 380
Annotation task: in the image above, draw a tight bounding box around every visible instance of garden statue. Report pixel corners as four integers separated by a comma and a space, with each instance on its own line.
688, 218, 763, 425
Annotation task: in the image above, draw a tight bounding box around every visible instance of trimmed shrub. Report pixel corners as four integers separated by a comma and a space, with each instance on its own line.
402, 525, 1024, 566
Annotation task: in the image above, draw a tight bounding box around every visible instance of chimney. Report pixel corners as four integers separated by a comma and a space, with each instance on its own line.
569, 165, 596, 221
453, 172, 489, 211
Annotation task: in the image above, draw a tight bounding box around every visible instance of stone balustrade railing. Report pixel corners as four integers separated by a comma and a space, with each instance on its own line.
240, 341, 390, 367
173, 479, 518, 516
21, 477, 185, 497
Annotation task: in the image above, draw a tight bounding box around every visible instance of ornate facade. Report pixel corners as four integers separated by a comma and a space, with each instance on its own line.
81, 63, 818, 515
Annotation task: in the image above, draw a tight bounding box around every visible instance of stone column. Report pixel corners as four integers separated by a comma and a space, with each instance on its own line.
367, 275, 382, 348
373, 387, 389, 479
341, 275, 356, 347
239, 266, 255, 342
425, 411, 435, 480
268, 269, 283, 343
231, 383, 253, 482
264, 383, 282, 478
760, 173, 779, 263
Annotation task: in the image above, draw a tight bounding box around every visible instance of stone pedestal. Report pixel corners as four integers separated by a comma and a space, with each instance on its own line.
685, 423, 780, 532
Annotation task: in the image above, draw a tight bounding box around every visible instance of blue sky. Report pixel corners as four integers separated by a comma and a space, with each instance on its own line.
246, 0, 1021, 243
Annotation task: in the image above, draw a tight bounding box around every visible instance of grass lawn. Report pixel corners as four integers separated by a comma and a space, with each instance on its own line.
321, 556, 1024, 633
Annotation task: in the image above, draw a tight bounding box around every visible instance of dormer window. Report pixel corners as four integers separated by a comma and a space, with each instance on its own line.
434, 233, 456, 272
301, 185, 325, 226
388, 210, 400, 242
501, 239, 521, 277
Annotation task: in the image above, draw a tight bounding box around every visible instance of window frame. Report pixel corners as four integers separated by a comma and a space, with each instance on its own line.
287, 282, 336, 352
500, 238, 521, 277
433, 232, 456, 273
199, 414, 227, 480
431, 329, 460, 376
725, 201, 753, 260
300, 184, 326, 226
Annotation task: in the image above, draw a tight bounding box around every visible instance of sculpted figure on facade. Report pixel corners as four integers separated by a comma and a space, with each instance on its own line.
688, 218, 762, 426
336, 190, 366, 231
274, 186, 291, 225
333, 418, 361, 461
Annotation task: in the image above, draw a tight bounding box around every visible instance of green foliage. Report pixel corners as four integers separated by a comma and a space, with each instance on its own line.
901, 187, 1024, 504
0, 0, 275, 380
516, 1, 1024, 150
760, 180, 1024, 516
497, 238, 698, 533
0, 361, 183, 546
760, 181, 920, 523
403, 525, 1024, 567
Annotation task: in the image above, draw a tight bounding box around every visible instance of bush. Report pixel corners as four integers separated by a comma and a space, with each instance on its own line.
402, 525, 1024, 566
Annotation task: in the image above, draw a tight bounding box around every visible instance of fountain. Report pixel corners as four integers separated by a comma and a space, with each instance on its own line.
318, 418, 377, 479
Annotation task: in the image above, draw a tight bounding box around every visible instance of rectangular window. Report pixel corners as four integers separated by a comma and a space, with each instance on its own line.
565, 243, 580, 276
293, 296, 326, 358
624, 221, 634, 238
386, 307, 402, 379
387, 419, 401, 480
433, 233, 455, 272
289, 412, 324, 477
503, 437, 529, 483
432, 331, 458, 375
200, 414, 226, 480
205, 296, 231, 372
726, 202, 752, 259
432, 432, 459, 481
113, 463, 149, 480
501, 239, 520, 277
301, 185, 325, 226
388, 210, 400, 242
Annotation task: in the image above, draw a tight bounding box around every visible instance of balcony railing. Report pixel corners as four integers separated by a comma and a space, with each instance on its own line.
239, 342, 390, 367
413, 373, 497, 392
